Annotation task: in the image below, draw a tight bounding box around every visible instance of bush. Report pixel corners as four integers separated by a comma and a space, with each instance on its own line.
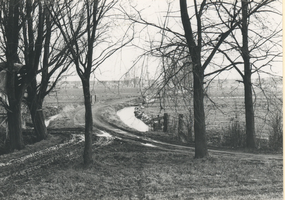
222, 120, 246, 148
268, 112, 283, 150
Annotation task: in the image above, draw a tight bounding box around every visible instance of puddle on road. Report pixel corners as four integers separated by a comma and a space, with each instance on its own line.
141, 143, 157, 148
97, 130, 113, 138
45, 114, 60, 127
117, 107, 149, 132
96, 130, 124, 141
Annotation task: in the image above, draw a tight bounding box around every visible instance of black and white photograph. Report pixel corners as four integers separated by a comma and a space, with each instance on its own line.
0, 0, 282, 199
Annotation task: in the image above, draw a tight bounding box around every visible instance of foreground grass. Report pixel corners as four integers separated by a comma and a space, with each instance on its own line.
1, 137, 282, 200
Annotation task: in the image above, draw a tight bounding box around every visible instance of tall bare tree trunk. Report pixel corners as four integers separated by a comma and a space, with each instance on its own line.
82, 79, 93, 165
180, 0, 208, 158
5, 0, 25, 152
5, 65, 25, 151
244, 74, 255, 148
31, 106, 47, 140
242, 0, 255, 148
6, 100, 24, 151
193, 66, 208, 157
52, 0, 131, 165
27, 79, 48, 141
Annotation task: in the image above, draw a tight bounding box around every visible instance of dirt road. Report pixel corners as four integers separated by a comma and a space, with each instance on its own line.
90, 98, 282, 162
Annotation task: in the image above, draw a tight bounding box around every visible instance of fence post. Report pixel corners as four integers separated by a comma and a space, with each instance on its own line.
187, 123, 193, 143
178, 114, 184, 140
163, 113, 168, 132
157, 115, 161, 126
91, 95, 97, 105
178, 113, 183, 134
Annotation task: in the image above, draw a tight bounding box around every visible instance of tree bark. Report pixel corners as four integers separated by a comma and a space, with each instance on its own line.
242, 0, 255, 148
5, 64, 25, 152
31, 107, 47, 141
82, 79, 93, 165
27, 93, 47, 141
26, 79, 48, 141
5, 98, 24, 151
4, 0, 25, 152
180, 0, 208, 158
193, 65, 208, 158
244, 67, 255, 148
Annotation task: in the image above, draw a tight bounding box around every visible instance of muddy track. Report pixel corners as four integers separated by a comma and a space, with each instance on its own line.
0, 132, 113, 185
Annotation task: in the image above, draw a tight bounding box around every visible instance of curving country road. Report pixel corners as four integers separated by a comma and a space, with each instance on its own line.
90, 98, 282, 162
0, 97, 282, 186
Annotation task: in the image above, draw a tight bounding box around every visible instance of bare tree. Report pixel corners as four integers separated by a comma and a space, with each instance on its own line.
0, 0, 74, 151
0, 0, 25, 151
124, 0, 275, 157
22, 0, 71, 141
180, 0, 281, 155
21, 0, 47, 140
52, 0, 133, 165
213, 0, 282, 148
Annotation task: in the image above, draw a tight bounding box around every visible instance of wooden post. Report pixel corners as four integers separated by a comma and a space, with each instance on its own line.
163, 113, 168, 132
157, 115, 160, 126
91, 95, 96, 105
178, 114, 183, 132
187, 123, 193, 142
178, 114, 183, 139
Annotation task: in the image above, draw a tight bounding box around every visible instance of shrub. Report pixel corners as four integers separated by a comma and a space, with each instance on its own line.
268, 111, 283, 150
222, 120, 246, 148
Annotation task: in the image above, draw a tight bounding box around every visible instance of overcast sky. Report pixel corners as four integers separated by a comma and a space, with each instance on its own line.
64, 0, 282, 82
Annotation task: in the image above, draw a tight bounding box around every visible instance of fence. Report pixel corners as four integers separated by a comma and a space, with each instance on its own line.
142, 93, 282, 148
150, 112, 193, 143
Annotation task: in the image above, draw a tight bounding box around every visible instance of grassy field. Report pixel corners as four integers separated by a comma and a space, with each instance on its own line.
141, 79, 282, 150
1, 137, 282, 200
44, 85, 140, 106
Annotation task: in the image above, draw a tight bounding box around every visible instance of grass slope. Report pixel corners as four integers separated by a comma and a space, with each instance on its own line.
1, 138, 282, 200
